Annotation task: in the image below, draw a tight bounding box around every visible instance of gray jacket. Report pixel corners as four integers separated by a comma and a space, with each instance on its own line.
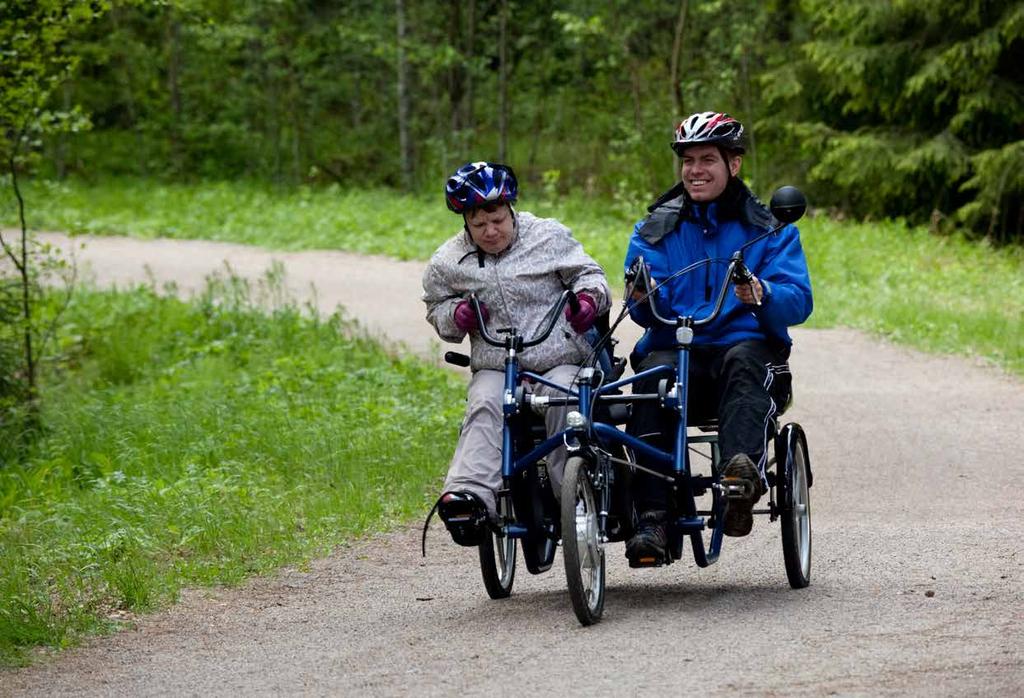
423, 211, 611, 372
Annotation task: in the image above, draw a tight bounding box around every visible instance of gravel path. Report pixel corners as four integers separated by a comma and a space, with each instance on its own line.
4, 232, 1023, 696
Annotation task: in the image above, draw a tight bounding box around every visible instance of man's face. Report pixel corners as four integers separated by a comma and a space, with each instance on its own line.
465, 204, 514, 254
680, 144, 741, 202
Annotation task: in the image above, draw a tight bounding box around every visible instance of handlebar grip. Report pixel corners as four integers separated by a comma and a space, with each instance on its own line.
444, 351, 471, 367
731, 261, 755, 285
730, 259, 762, 307
626, 256, 650, 292
566, 290, 580, 316
469, 293, 487, 327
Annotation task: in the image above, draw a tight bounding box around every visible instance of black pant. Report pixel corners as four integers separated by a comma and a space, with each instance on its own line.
626, 340, 793, 512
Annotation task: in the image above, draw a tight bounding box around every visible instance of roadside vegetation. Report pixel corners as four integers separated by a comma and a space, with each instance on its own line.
0, 275, 464, 665
3, 0, 1021, 672
11, 177, 1023, 376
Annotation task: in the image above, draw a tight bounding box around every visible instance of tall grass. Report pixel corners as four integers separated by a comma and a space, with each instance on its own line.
8, 177, 1021, 374
0, 277, 464, 665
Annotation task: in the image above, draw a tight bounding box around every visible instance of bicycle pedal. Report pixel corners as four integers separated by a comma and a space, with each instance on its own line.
628, 555, 665, 568
721, 478, 755, 499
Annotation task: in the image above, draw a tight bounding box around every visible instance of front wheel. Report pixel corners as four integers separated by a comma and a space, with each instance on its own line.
561, 457, 605, 625
779, 426, 812, 589
479, 527, 516, 599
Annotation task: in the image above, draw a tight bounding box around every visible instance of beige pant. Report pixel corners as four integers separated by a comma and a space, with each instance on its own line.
443, 365, 581, 516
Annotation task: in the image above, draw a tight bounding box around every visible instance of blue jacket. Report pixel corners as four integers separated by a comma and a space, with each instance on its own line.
625, 179, 812, 357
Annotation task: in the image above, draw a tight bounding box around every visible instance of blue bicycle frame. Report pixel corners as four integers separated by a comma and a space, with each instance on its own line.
474, 257, 752, 566
585, 332, 726, 567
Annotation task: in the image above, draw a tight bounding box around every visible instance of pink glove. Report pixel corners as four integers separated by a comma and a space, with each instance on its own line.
454, 300, 489, 332
564, 292, 598, 334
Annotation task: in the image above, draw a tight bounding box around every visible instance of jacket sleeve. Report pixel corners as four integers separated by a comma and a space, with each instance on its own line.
754, 223, 813, 335
552, 225, 612, 314
422, 257, 467, 343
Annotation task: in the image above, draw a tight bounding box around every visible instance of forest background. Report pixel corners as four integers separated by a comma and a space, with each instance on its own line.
5, 0, 1023, 241
0, 0, 1023, 665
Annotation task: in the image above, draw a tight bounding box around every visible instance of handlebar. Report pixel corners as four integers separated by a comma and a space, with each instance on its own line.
630, 253, 747, 328
628, 219, 786, 328
470, 289, 578, 349
622, 185, 806, 332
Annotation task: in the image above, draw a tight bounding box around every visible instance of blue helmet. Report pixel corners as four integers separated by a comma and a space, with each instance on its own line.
445, 161, 518, 214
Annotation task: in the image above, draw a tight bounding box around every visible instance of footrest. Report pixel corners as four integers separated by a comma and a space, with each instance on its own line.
673, 517, 706, 533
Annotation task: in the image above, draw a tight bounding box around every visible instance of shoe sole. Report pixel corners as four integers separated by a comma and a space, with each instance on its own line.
625, 540, 667, 567
723, 500, 753, 537
438, 497, 491, 547
442, 514, 488, 546
721, 458, 760, 537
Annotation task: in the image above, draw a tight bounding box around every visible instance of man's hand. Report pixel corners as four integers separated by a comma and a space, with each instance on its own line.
626, 257, 652, 302
734, 276, 764, 305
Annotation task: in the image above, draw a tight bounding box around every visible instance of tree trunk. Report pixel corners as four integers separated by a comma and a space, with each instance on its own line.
396, 0, 413, 191
527, 95, 544, 171
165, 12, 184, 175
109, 4, 146, 175
630, 56, 643, 132
740, 47, 758, 187
670, 0, 689, 122
465, 0, 476, 134
288, 59, 303, 182
448, 0, 464, 136
498, 0, 509, 162
3, 148, 38, 422
55, 81, 71, 179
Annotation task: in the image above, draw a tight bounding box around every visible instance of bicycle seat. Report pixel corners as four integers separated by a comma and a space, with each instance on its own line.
685, 388, 793, 430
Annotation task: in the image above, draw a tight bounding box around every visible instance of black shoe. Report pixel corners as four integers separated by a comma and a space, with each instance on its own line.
625, 510, 668, 567
437, 491, 493, 547
721, 454, 763, 537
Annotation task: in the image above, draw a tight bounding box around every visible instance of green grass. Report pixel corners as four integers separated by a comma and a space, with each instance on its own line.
8, 176, 1022, 375
801, 215, 1023, 374
0, 278, 464, 666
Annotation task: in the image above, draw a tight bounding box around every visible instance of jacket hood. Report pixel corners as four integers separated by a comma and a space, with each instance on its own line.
637, 178, 776, 244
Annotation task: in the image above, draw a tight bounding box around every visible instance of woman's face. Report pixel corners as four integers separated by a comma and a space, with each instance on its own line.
465, 204, 515, 254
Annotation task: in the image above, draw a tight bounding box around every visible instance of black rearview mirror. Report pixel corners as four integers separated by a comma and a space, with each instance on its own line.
770, 186, 807, 224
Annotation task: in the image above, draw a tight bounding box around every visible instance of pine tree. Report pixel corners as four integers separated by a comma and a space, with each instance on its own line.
764, 0, 1023, 243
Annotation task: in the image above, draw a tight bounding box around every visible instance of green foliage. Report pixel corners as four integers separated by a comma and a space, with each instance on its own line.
957, 140, 1024, 239
0, 0, 105, 166
2, 0, 107, 453
0, 232, 76, 453
33, 0, 794, 196
763, 0, 1024, 243
8, 0, 1021, 241
0, 278, 464, 665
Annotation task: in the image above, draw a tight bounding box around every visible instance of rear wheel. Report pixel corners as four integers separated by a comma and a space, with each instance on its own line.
561, 457, 605, 625
479, 527, 516, 599
780, 429, 811, 588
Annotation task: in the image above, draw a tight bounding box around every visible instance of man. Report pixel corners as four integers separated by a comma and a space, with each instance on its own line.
623, 112, 813, 565
423, 161, 611, 546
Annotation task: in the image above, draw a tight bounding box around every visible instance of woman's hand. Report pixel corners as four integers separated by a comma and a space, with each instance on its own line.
565, 293, 597, 333
454, 299, 489, 331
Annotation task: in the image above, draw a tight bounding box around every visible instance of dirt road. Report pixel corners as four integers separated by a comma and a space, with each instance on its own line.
5, 233, 1023, 696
